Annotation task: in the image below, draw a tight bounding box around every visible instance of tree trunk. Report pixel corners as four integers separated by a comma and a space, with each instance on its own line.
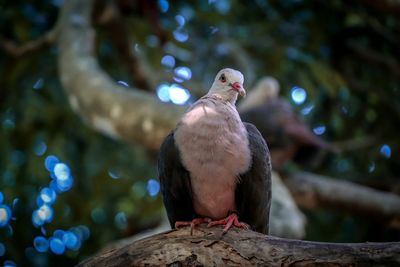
77, 225, 400, 267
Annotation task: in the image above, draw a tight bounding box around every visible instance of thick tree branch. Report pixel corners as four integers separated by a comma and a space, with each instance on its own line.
57, 0, 185, 150
285, 172, 400, 222
77, 226, 400, 266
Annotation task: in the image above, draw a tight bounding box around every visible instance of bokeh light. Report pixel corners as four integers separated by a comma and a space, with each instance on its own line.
44, 155, 59, 172
39, 188, 57, 205
301, 104, 314, 115
156, 84, 171, 102
147, 179, 160, 197
49, 237, 65, 255
175, 15, 186, 27
174, 67, 192, 81
173, 30, 189, 42
117, 81, 129, 87
313, 126, 326, 135
34, 236, 49, 253
291, 86, 307, 105
3, 260, 17, 267
158, 0, 169, 13
0, 204, 12, 227
156, 84, 191, 105
62, 231, 80, 250
380, 144, 391, 158
161, 55, 176, 68
114, 212, 128, 230
33, 141, 47, 156
169, 85, 190, 105
107, 169, 120, 179
0, 242, 5, 256
33, 78, 44, 90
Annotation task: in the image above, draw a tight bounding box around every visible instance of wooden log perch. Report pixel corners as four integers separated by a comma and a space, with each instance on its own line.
77, 225, 400, 267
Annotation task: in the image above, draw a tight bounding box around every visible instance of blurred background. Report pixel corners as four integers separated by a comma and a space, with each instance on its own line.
1, 0, 399, 266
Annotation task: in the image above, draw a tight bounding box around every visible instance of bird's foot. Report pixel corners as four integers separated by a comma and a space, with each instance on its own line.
175, 217, 211, 235
207, 212, 249, 234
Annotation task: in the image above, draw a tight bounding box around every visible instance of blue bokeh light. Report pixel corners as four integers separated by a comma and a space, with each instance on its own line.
45, 155, 59, 172
174, 67, 192, 80
0, 192, 3, 203
62, 231, 80, 250
3, 260, 17, 267
175, 15, 186, 27
69, 225, 90, 242
147, 179, 160, 197
33, 141, 47, 156
114, 212, 128, 230
32, 210, 45, 227
158, 0, 169, 12
368, 162, 375, 173
108, 169, 120, 179
0, 204, 12, 227
380, 144, 391, 158
0, 242, 5, 256
117, 80, 129, 87
291, 86, 307, 105
33, 236, 49, 252
169, 85, 190, 105
39, 187, 57, 205
214, 0, 231, 14
33, 78, 44, 90
53, 229, 65, 239
91, 208, 107, 224
32, 205, 54, 227
301, 104, 314, 115
156, 84, 171, 102
173, 30, 189, 42
313, 126, 326, 135
54, 163, 71, 181
161, 55, 176, 68
49, 237, 65, 255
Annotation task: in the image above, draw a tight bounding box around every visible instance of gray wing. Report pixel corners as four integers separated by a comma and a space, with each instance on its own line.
158, 132, 196, 228
236, 122, 272, 234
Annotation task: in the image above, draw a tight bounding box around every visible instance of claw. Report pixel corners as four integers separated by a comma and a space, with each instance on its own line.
175, 217, 211, 235
207, 213, 249, 234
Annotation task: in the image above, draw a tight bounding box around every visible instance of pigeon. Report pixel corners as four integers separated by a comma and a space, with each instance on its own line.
158, 68, 271, 234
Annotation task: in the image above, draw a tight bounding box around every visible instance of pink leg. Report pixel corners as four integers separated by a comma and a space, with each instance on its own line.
207, 213, 249, 234
175, 217, 211, 235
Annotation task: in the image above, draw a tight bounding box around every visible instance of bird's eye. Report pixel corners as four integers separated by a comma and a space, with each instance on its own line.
219, 74, 226, 83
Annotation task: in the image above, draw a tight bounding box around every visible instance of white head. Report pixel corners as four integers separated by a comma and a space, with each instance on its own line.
208, 68, 246, 103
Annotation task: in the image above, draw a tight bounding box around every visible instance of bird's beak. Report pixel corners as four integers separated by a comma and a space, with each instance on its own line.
231, 82, 246, 97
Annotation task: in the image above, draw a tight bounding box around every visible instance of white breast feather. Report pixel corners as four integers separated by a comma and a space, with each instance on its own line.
174, 98, 251, 219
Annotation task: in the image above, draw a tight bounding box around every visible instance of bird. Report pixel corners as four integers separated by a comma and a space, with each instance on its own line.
239, 77, 334, 169
158, 68, 272, 235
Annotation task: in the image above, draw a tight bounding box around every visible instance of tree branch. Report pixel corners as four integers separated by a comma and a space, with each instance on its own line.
285, 172, 400, 223
0, 24, 60, 57
77, 226, 400, 266
57, 0, 185, 150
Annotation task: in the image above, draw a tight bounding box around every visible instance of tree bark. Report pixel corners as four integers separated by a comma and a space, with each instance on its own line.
77, 225, 400, 267
57, 0, 185, 150
285, 172, 400, 221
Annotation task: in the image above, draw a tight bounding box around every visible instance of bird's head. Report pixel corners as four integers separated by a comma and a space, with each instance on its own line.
208, 68, 246, 103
